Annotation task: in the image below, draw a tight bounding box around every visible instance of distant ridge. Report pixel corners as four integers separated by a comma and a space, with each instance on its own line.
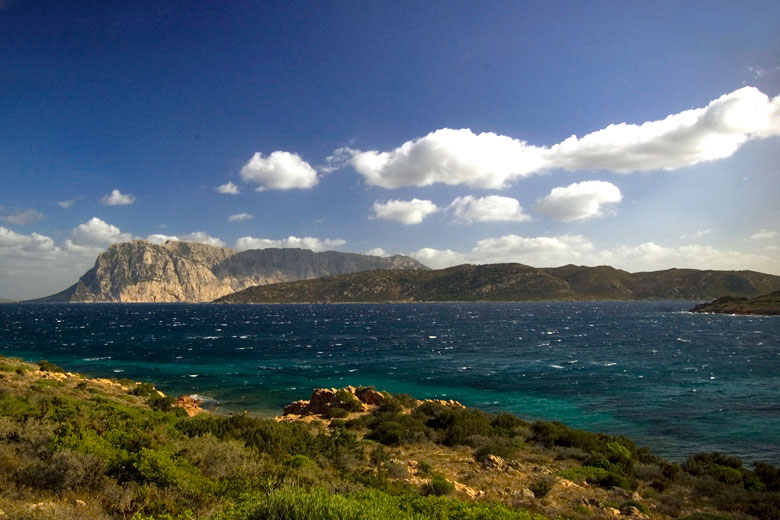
31, 240, 428, 303
215, 263, 780, 303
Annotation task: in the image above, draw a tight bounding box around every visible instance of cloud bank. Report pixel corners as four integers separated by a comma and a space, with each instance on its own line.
536, 181, 622, 221
410, 233, 775, 274
345, 87, 780, 188
240, 151, 318, 191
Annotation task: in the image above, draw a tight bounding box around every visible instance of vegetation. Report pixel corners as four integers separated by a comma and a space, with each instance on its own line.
691, 290, 780, 315
2, 354, 780, 519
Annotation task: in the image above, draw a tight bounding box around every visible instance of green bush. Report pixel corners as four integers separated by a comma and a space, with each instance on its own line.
420, 474, 455, 497
326, 406, 349, 419
37, 360, 64, 373
334, 390, 363, 412
619, 499, 649, 514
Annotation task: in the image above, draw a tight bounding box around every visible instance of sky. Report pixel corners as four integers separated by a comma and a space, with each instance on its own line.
1, 1, 779, 300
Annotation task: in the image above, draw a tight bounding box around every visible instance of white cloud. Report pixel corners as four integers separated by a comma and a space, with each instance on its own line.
372, 198, 438, 225
228, 212, 254, 223
365, 247, 388, 257
549, 87, 780, 172
447, 195, 530, 222
58, 199, 76, 209
750, 229, 777, 240
235, 235, 346, 252
1, 208, 45, 225
409, 233, 777, 274
100, 189, 135, 206
343, 87, 780, 188
351, 128, 548, 189
536, 181, 621, 221
240, 151, 318, 191
67, 217, 134, 250
216, 182, 240, 195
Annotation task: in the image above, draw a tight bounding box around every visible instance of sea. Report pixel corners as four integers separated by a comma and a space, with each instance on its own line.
1, 301, 779, 465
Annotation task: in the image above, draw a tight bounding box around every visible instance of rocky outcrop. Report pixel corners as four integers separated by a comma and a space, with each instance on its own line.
173, 395, 206, 416
281, 386, 464, 418
32, 240, 428, 303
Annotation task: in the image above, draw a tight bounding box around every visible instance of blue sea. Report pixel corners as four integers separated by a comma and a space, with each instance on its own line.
1, 302, 779, 465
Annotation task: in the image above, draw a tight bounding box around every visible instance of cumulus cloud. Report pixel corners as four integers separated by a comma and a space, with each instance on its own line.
58, 199, 76, 208
372, 199, 438, 225
365, 247, 388, 257
2, 208, 45, 225
447, 195, 530, 222
750, 229, 777, 240
351, 128, 547, 189
228, 212, 254, 223
240, 151, 318, 191
100, 189, 135, 206
408, 233, 776, 274
216, 182, 240, 195
535, 181, 621, 221
67, 217, 134, 250
235, 235, 346, 252
343, 87, 780, 188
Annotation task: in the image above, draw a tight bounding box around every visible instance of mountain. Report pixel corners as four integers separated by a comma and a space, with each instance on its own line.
32, 240, 428, 303
691, 290, 780, 315
215, 263, 780, 303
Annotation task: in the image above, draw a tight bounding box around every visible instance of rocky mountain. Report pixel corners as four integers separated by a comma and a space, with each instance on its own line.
215, 262, 780, 303
691, 290, 780, 315
33, 240, 428, 303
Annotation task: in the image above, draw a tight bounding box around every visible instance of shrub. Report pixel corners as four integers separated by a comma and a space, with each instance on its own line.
421, 474, 455, 496
619, 499, 649, 515
416, 460, 434, 476
335, 389, 363, 412
528, 476, 555, 498
132, 382, 159, 398
326, 406, 349, 419
37, 360, 64, 373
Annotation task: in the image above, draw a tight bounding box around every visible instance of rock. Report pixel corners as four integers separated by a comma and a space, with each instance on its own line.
515, 487, 535, 500
421, 398, 465, 408
358, 389, 385, 405
482, 454, 506, 470
623, 506, 642, 516
283, 400, 309, 416
75, 499, 86, 507
605, 507, 621, 516
173, 395, 205, 416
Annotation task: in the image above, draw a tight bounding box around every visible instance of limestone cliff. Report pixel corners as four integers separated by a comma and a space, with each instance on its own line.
34, 240, 428, 303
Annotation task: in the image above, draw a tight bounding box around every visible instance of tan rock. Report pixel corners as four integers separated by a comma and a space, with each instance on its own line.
173, 395, 205, 416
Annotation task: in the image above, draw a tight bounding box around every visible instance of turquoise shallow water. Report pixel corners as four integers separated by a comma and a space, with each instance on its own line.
1, 302, 779, 464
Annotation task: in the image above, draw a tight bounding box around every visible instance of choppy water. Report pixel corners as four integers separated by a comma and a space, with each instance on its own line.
1, 302, 779, 464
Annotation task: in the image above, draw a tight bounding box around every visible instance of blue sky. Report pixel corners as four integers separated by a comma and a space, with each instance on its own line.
1, 1, 779, 299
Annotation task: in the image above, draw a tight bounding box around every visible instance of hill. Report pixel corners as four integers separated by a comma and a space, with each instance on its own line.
31, 240, 427, 303
216, 263, 780, 303
691, 290, 780, 315
2, 354, 779, 519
